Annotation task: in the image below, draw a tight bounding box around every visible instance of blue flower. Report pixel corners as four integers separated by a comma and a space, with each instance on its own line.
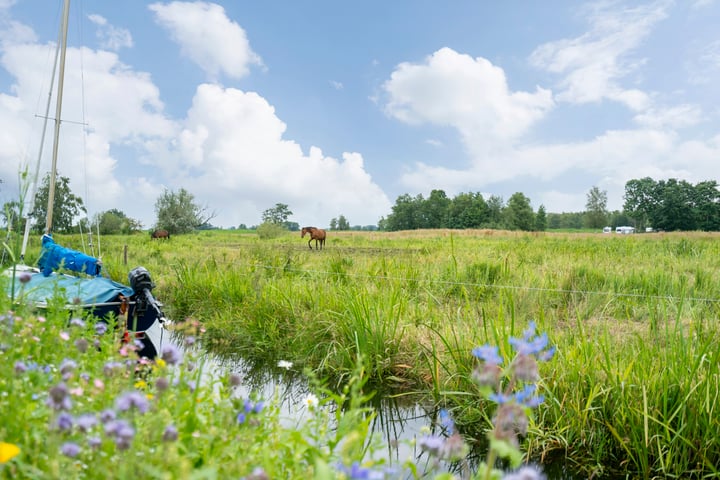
60, 442, 81, 458
116, 391, 149, 414
472, 345, 504, 365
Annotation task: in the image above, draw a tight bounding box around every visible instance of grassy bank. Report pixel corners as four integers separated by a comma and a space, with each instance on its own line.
5, 229, 720, 478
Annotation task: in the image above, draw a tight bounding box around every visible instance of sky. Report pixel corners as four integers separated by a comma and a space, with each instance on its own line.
0, 0, 718, 229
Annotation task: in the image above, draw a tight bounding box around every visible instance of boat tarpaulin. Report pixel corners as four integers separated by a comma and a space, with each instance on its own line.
38, 234, 102, 277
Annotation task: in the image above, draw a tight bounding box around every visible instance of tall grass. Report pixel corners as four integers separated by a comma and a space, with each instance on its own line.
5, 229, 720, 478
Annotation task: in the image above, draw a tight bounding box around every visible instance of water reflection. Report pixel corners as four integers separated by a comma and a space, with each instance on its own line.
170, 336, 580, 479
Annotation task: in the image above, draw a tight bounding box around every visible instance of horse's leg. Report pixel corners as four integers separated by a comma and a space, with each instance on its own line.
308, 239, 312, 250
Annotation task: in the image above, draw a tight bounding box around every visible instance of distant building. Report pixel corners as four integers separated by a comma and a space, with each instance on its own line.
615, 226, 635, 234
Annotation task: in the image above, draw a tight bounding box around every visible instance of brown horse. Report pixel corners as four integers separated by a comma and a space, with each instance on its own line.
151, 229, 170, 240
301, 226, 326, 250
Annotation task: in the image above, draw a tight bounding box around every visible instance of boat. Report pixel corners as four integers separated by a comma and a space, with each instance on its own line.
2, 0, 167, 359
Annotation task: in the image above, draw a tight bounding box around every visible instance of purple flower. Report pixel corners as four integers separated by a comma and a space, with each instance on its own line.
19, 271, 32, 284
95, 322, 108, 335
47, 383, 72, 411
60, 442, 81, 458
155, 376, 170, 392
75, 338, 89, 353
162, 424, 178, 442
14, 361, 27, 374
418, 434, 445, 455
439, 409, 455, 435
76, 413, 98, 432
237, 412, 246, 424
472, 345, 504, 365
229, 373, 243, 387
161, 344, 182, 365
56, 412, 74, 431
59, 358, 77, 379
87, 436, 102, 449
116, 390, 150, 414
100, 409, 117, 424
69, 317, 86, 328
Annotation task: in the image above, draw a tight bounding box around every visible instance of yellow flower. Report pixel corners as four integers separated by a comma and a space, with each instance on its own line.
134, 379, 148, 390
0, 442, 20, 463
155, 359, 167, 369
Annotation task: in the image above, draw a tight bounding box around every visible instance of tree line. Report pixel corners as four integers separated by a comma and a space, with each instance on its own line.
1, 172, 214, 236
3, 173, 717, 235
379, 178, 720, 232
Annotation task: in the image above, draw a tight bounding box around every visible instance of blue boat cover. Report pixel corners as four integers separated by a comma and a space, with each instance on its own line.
38, 234, 102, 277
7, 270, 134, 306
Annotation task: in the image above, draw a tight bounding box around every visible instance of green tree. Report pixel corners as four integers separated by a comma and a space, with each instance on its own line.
623, 177, 657, 230
261, 203, 293, 225
504, 192, 534, 231
584, 186, 608, 229
447, 192, 489, 229
383, 194, 423, 231
693, 181, 720, 231
31, 172, 85, 233
329, 218, 338, 230
1, 200, 23, 233
535, 204, 547, 231
155, 188, 215, 235
336, 215, 350, 231
485, 195, 504, 228
94, 209, 143, 235
420, 189, 450, 228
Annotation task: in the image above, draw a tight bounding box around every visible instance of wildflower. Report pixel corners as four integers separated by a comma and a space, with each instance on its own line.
502, 465, 546, 480
245, 467, 270, 480
69, 317, 86, 328
59, 331, 70, 341
94, 378, 105, 391
87, 436, 102, 449
19, 271, 31, 284
56, 412, 74, 431
104, 419, 135, 450
95, 322, 108, 335
236, 412, 246, 424
229, 372, 243, 387
14, 361, 27, 374
60, 442, 81, 458
304, 393, 319, 409
47, 383, 72, 411
161, 344, 182, 365
162, 425, 178, 442
76, 414, 98, 433
75, 338, 89, 353
472, 345, 504, 365
59, 358, 77, 379
336, 461, 383, 479
116, 390, 150, 414
184, 335, 196, 346
99, 409, 117, 424
155, 376, 169, 392
0, 442, 20, 463
278, 360, 293, 370
439, 409, 455, 435
418, 434, 445, 456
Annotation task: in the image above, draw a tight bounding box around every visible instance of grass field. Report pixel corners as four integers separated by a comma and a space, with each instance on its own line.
3, 228, 720, 478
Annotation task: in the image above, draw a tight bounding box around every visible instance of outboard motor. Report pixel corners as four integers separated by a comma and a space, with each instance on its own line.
127, 266, 166, 358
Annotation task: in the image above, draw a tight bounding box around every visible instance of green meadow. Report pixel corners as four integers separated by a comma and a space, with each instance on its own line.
3, 229, 720, 478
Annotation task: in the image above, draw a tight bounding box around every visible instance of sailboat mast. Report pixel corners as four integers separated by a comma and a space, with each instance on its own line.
45, 0, 71, 235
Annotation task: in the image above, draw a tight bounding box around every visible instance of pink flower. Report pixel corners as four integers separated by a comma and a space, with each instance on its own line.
59, 332, 70, 341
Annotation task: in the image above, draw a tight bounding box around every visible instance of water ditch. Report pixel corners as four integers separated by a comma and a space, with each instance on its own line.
169, 334, 582, 479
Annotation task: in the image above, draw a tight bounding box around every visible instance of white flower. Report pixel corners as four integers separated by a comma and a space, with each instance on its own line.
304, 393, 319, 409
278, 360, 293, 370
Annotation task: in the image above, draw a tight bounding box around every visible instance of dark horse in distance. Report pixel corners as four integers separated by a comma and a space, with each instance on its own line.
301, 226, 326, 250
151, 229, 170, 240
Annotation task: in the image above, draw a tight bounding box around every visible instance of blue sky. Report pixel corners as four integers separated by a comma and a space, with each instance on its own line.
0, 0, 718, 229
